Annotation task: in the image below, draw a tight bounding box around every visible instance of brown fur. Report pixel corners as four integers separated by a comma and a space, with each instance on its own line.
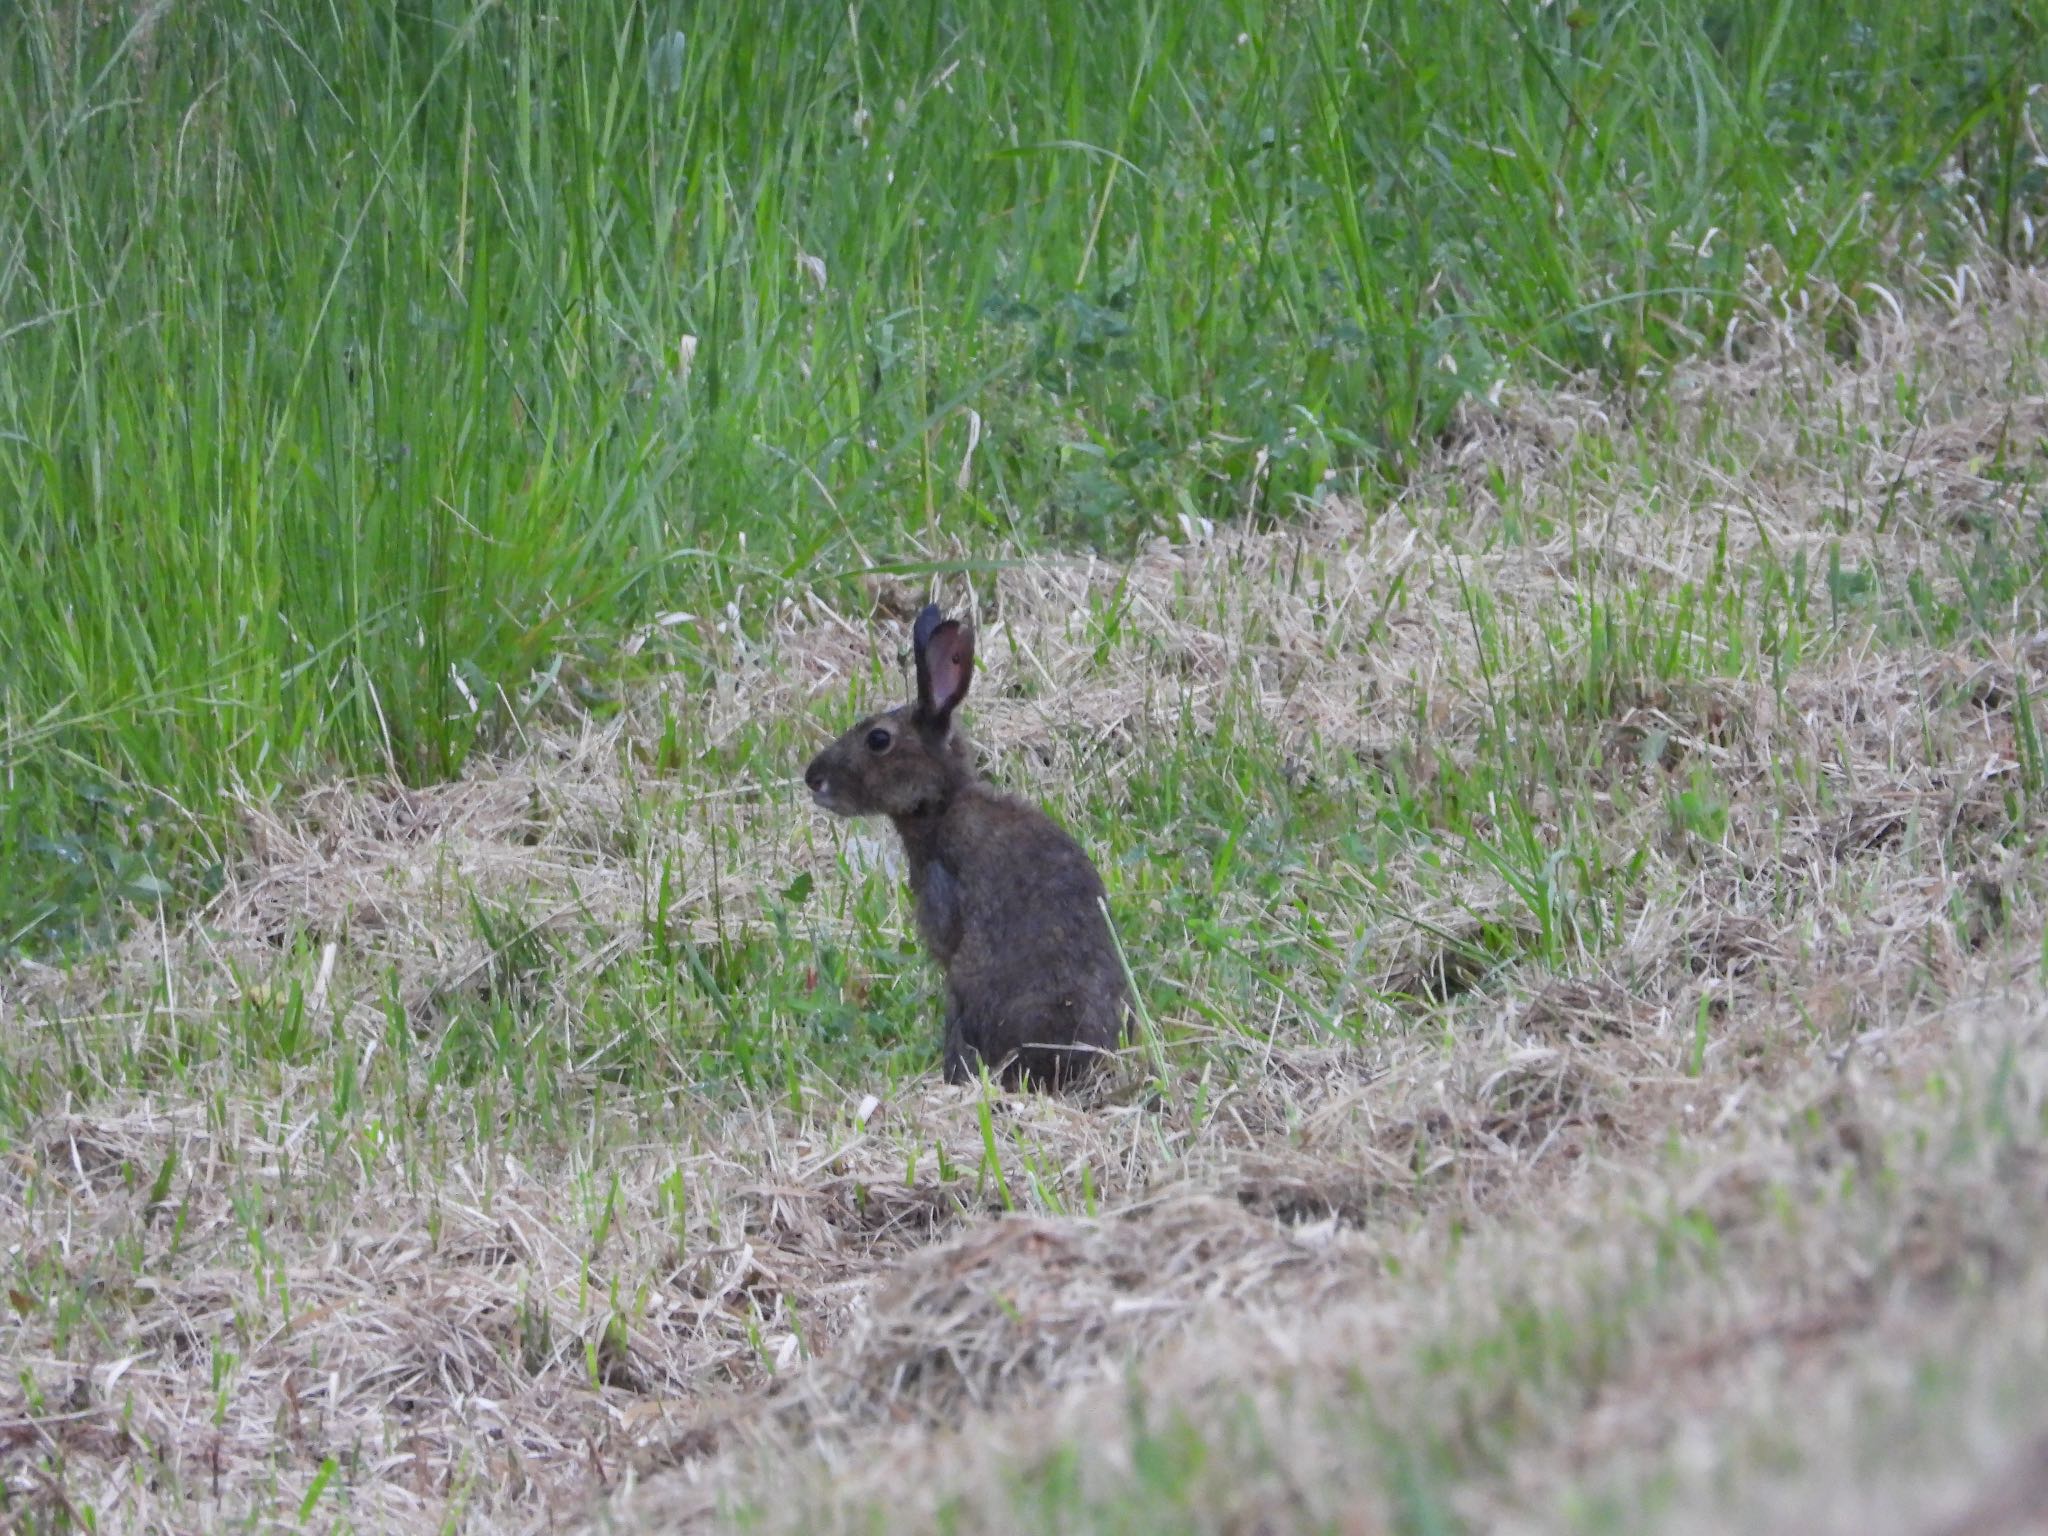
803, 606, 1130, 1088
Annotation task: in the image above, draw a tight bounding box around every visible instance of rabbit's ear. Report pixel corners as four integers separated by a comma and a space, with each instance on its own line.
913, 606, 974, 728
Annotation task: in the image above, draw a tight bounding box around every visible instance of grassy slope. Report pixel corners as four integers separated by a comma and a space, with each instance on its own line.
600, 283, 2048, 1535
3, 271, 2045, 1530
2, 3, 2047, 1533
1, 0, 2041, 951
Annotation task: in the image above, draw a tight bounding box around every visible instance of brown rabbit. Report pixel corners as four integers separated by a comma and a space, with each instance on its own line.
803, 604, 1130, 1088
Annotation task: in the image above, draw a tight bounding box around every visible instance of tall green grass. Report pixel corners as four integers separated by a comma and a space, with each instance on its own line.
0, 0, 2040, 952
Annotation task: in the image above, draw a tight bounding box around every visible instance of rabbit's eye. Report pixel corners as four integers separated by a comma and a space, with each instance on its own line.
865, 727, 892, 753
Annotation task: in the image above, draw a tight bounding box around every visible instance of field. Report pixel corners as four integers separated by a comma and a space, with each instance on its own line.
4, 2, 2048, 1531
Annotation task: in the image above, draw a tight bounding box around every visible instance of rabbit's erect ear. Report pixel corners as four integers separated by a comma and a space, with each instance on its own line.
912, 604, 974, 728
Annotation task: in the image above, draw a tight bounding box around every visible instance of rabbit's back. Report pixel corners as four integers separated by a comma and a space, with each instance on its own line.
922, 786, 1128, 1084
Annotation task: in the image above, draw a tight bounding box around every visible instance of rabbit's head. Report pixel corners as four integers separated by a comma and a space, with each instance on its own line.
805, 604, 977, 819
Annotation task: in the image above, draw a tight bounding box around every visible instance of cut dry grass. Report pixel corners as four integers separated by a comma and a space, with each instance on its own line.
4, 267, 2048, 1532
604, 952, 2048, 1536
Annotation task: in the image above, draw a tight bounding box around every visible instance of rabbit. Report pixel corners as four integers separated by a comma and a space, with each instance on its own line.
803, 603, 1130, 1089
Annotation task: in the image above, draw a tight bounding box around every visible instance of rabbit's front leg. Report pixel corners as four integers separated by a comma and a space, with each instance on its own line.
940, 992, 975, 1084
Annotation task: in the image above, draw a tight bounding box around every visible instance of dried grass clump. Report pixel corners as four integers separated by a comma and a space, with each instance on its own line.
782, 1195, 1352, 1425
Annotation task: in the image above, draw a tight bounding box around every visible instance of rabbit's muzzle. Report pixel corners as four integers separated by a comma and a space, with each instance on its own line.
803, 755, 846, 814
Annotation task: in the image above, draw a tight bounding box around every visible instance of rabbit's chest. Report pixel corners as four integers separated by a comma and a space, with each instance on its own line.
914, 858, 966, 962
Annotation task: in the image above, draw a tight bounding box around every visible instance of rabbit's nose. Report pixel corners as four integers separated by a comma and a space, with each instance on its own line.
804, 761, 827, 792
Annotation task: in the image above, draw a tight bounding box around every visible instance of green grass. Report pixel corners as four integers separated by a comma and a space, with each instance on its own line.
2, 0, 2043, 954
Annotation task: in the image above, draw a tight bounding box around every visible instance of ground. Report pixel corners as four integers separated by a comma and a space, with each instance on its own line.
4, 273, 2047, 1533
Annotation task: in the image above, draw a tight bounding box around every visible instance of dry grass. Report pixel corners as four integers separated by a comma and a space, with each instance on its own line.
606, 955, 2048, 1536
4, 266, 2048, 1532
